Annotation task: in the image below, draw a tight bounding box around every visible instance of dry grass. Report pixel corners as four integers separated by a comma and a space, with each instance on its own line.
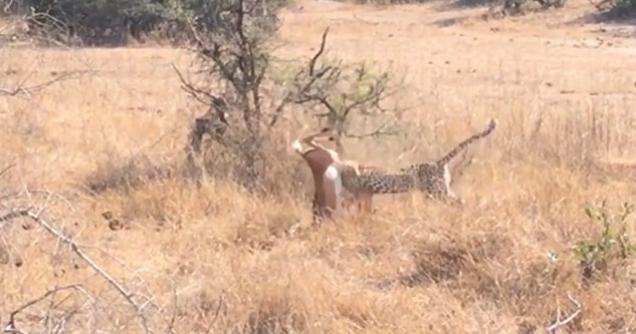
2, 0, 636, 332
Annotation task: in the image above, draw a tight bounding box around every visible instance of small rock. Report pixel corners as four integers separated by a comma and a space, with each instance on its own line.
108, 219, 124, 231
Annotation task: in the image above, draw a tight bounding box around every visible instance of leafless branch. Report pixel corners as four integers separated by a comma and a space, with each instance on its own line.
4, 284, 90, 334
341, 75, 389, 118
0, 210, 152, 334
50, 306, 81, 334
0, 163, 15, 178
268, 59, 337, 127
286, 45, 400, 153
27, 11, 70, 37
345, 120, 398, 139
0, 189, 76, 214
587, 0, 611, 10
309, 27, 329, 76
545, 294, 582, 334
2, 0, 16, 14
0, 70, 91, 98
172, 64, 219, 106
163, 282, 178, 334
0, 210, 30, 224
179, 0, 283, 188
282, 26, 400, 133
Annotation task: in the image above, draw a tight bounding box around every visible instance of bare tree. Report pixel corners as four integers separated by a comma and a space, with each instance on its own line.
283, 28, 403, 155
176, 4, 403, 188
175, 0, 282, 188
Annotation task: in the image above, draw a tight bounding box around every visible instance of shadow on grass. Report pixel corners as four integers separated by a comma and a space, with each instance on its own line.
448, 0, 496, 8
430, 0, 502, 13
568, 8, 636, 27
564, 8, 636, 40
429, 0, 500, 28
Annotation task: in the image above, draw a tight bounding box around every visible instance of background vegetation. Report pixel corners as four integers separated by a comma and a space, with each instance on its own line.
1, 0, 633, 46
1, 0, 636, 332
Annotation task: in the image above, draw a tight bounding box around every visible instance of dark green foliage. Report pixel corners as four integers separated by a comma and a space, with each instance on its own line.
606, 0, 636, 16
495, 0, 566, 15
19, 0, 286, 46
179, 0, 284, 32
25, 0, 172, 45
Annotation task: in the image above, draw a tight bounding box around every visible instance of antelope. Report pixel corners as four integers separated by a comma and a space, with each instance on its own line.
291, 128, 364, 222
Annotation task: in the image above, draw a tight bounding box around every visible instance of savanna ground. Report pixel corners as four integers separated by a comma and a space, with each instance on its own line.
2, 0, 636, 332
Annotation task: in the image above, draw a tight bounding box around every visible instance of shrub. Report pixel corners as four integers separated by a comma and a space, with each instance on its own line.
24, 0, 174, 45
497, 0, 566, 15
574, 201, 636, 281
179, 7, 402, 190
606, 0, 636, 16
19, 0, 288, 46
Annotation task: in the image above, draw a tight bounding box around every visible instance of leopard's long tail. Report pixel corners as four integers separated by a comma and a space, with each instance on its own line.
436, 119, 496, 167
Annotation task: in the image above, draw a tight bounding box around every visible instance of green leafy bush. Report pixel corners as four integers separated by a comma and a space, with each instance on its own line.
574, 201, 636, 281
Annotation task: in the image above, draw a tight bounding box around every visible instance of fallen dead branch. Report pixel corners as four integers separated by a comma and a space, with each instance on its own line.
0, 209, 152, 334
545, 293, 582, 334
4, 284, 93, 334
0, 70, 92, 98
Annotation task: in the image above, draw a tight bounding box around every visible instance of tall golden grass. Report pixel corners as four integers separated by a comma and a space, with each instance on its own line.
2, 1, 636, 332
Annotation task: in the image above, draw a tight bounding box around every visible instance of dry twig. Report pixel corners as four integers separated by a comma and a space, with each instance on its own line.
204, 291, 225, 334
172, 64, 220, 106
545, 294, 582, 334
0, 163, 15, 178
0, 209, 152, 334
4, 284, 92, 334
283, 26, 403, 153
345, 120, 398, 139
2, 0, 16, 14
0, 70, 91, 98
